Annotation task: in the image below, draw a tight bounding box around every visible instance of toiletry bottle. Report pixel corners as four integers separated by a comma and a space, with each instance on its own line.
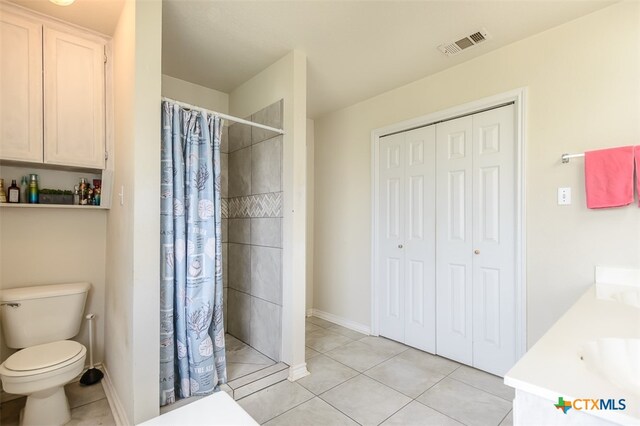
0, 179, 6, 203
20, 176, 28, 203
7, 180, 19, 203
79, 178, 87, 205
73, 185, 80, 205
28, 174, 39, 204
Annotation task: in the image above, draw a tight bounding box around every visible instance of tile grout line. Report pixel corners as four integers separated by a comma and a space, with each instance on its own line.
225, 241, 283, 250
304, 316, 511, 425
314, 375, 369, 426
446, 375, 514, 403
251, 386, 314, 425
496, 409, 512, 426
412, 372, 509, 426
306, 317, 465, 424
69, 395, 109, 411
373, 397, 413, 426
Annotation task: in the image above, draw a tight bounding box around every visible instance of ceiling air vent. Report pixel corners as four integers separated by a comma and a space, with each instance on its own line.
438, 28, 490, 57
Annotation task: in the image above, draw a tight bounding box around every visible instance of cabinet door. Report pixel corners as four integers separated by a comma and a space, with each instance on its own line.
44, 27, 105, 169
0, 12, 43, 163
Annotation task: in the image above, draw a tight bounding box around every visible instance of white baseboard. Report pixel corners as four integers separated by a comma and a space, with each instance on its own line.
305, 308, 314, 317
287, 362, 310, 381
308, 309, 371, 335
102, 364, 129, 426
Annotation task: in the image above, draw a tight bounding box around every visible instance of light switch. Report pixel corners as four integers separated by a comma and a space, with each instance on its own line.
558, 187, 571, 205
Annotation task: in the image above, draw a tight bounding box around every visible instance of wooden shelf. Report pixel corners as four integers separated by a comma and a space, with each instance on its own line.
0, 203, 108, 210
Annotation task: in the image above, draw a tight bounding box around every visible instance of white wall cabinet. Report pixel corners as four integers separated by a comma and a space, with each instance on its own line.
0, 12, 43, 163
44, 27, 106, 169
0, 8, 107, 170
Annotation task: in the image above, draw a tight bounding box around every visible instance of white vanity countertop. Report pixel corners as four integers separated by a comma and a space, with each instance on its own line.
140, 391, 258, 425
504, 286, 640, 424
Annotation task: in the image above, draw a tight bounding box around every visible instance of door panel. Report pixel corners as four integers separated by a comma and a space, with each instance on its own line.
379, 134, 406, 342
436, 116, 473, 365
0, 12, 43, 162
472, 105, 515, 376
44, 27, 105, 168
403, 126, 436, 353
386, 257, 402, 319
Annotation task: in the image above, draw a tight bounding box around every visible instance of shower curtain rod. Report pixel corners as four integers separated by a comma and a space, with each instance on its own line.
162, 97, 285, 135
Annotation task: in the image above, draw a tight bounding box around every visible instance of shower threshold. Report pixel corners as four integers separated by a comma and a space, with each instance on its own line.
225, 334, 289, 401
161, 334, 288, 415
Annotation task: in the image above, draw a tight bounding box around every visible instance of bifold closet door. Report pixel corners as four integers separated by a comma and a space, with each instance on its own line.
379, 126, 436, 353
471, 105, 516, 376
435, 116, 474, 365
436, 105, 516, 376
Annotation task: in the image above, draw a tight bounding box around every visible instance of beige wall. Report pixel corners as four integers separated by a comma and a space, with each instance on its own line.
131, 1, 161, 421
161, 75, 229, 113
313, 2, 640, 346
0, 209, 107, 366
105, 0, 135, 421
105, 0, 161, 423
230, 50, 308, 375
306, 118, 314, 312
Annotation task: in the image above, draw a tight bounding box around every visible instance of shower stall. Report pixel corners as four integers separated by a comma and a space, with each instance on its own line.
160, 98, 287, 412
222, 99, 286, 381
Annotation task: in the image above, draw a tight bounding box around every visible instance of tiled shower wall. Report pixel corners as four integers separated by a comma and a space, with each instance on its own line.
221, 100, 283, 361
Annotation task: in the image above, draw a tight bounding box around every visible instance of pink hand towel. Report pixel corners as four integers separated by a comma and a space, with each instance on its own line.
584, 146, 634, 209
636, 146, 640, 206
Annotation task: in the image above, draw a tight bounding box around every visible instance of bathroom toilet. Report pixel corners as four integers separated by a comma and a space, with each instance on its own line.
0, 282, 90, 426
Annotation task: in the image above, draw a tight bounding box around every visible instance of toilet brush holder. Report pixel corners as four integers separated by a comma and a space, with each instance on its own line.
80, 313, 103, 386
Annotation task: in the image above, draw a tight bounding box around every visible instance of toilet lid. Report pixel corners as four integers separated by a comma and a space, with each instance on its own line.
4, 341, 83, 372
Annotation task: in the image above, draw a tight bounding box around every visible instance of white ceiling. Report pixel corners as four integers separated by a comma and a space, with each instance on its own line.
163, 0, 614, 118
8, 0, 124, 36
8, 0, 615, 118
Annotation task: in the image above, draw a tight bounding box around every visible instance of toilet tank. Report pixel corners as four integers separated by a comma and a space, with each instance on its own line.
0, 282, 90, 349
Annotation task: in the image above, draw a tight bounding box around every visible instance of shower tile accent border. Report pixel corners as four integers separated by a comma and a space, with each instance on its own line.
222, 198, 229, 219
228, 192, 283, 219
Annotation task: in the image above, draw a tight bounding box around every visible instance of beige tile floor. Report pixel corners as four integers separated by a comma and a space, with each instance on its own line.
0, 379, 115, 426
238, 316, 515, 426
1, 324, 514, 426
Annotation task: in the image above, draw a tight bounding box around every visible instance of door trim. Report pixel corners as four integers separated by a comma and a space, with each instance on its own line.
371, 88, 528, 362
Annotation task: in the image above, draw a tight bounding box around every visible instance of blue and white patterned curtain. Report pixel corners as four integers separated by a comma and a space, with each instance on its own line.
160, 101, 226, 406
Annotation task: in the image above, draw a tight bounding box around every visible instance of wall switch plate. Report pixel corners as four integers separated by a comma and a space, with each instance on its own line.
558, 187, 571, 205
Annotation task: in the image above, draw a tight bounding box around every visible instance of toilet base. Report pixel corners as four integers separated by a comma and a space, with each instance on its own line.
22, 386, 70, 426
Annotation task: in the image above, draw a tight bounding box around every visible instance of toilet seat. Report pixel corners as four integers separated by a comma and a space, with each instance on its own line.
1, 341, 84, 377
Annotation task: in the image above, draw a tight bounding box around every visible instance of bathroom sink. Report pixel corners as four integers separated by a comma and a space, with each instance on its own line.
595, 282, 640, 309
580, 338, 640, 398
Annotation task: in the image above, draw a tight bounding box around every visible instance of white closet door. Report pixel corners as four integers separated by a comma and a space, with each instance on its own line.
403, 126, 436, 353
436, 116, 473, 365
379, 126, 436, 351
379, 133, 406, 342
471, 105, 515, 376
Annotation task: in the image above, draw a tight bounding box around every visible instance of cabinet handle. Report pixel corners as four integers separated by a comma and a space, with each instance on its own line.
398, 244, 403, 249
474, 249, 480, 255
